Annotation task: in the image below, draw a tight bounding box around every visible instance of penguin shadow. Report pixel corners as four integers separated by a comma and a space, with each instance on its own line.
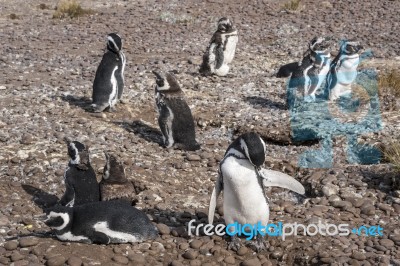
245, 96, 287, 110
21, 184, 59, 210
143, 208, 210, 237
60, 95, 92, 111
114, 120, 164, 145
360, 169, 399, 194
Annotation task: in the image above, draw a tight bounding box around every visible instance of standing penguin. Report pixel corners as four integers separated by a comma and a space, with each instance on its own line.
280, 37, 332, 104
43, 200, 158, 244
59, 139, 100, 207
208, 132, 305, 251
199, 17, 238, 77
326, 40, 363, 101
99, 152, 137, 204
91, 33, 126, 112
152, 70, 200, 151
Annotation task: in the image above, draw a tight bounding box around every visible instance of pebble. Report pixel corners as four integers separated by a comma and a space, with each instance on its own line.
112, 255, 129, 264
46, 255, 66, 266
19, 237, 39, 247
241, 258, 262, 266
170, 261, 184, 266
322, 184, 338, 196
186, 154, 201, 161
128, 253, 145, 263
11, 251, 25, 262
4, 241, 18, 251
182, 250, 198, 260
156, 223, 171, 235
224, 256, 236, 264
351, 252, 366, 260
150, 242, 165, 252
380, 239, 394, 248
190, 259, 202, 266
0, 214, 10, 226
67, 256, 82, 266
361, 204, 376, 215
179, 242, 189, 250
237, 246, 249, 256
189, 239, 203, 249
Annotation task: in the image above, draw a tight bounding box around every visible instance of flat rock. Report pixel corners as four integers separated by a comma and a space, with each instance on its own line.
19, 237, 39, 248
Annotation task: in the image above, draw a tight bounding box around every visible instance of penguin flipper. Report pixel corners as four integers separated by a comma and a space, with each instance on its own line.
215, 44, 224, 70
208, 173, 223, 225
259, 169, 305, 195
59, 183, 75, 207
91, 231, 111, 244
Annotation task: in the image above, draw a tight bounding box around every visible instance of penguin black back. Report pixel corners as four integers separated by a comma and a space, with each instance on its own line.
91, 33, 126, 112
153, 71, 200, 151
45, 200, 158, 244
199, 17, 238, 77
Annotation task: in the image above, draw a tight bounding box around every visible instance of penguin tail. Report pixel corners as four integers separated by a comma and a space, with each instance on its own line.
199, 65, 212, 76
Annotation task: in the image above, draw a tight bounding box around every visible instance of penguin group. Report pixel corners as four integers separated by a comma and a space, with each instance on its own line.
25, 15, 368, 252
277, 37, 364, 103
43, 139, 157, 244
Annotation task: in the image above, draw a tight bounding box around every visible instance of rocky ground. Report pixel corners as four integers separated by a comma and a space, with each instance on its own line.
1, 0, 400, 265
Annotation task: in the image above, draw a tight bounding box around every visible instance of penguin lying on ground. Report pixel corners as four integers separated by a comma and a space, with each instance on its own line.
152, 70, 200, 151
208, 132, 305, 252
91, 33, 126, 112
43, 200, 158, 244
99, 152, 137, 204
59, 139, 100, 207
199, 17, 238, 77
326, 40, 363, 101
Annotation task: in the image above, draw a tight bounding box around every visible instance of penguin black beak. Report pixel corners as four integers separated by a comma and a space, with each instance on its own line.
35, 214, 48, 222
152, 70, 163, 80
63, 137, 72, 145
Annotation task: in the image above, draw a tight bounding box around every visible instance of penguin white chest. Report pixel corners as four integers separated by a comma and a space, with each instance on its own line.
221, 157, 269, 226
315, 56, 331, 89
109, 66, 119, 107
337, 55, 359, 85
223, 32, 238, 64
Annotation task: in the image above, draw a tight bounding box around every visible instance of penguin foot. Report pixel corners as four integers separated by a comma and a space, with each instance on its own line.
227, 235, 241, 251
247, 236, 266, 252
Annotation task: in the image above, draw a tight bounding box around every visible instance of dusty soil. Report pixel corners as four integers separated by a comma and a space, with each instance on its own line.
0, 0, 400, 265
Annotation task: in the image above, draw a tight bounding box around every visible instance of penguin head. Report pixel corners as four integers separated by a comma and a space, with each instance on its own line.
102, 152, 127, 184
340, 40, 363, 55
152, 70, 182, 94
309, 36, 331, 53
217, 17, 234, 32
225, 132, 266, 169
107, 33, 122, 53
239, 132, 266, 169
43, 206, 72, 231
65, 138, 90, 169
